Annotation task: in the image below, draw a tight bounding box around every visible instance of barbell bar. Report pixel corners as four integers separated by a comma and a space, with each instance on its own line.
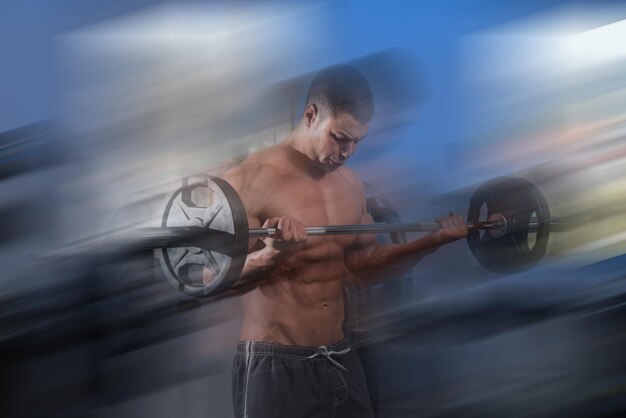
249, 220, 567, 237
137, 219, 556, 246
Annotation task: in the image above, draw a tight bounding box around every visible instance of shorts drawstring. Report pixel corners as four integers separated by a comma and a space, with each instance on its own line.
306, 345, 351, 371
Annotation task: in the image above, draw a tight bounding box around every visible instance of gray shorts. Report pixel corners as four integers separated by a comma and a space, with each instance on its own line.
232, 339, 374, 418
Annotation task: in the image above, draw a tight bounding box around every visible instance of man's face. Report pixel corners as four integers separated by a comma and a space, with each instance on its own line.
307, 108, 370, 172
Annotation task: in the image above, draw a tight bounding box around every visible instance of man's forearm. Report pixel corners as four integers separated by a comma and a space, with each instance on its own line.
217, 246, 286, 298
354, 235, 444, 284
241, 246, 285, 280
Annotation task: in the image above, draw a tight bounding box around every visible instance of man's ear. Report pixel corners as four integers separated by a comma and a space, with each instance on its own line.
304, 103, 318, 127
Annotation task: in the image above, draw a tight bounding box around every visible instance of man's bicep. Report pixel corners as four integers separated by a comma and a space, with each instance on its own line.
222, 164, 266, 251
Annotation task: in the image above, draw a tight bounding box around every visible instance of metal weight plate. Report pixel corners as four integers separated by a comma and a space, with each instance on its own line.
467, 177, 550, 274
155, 176, 249, 297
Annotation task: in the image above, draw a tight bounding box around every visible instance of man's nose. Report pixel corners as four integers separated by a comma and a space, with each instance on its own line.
339, 143, 354, 160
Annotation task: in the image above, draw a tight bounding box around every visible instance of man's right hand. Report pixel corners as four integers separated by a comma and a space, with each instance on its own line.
261, 216, 308, 259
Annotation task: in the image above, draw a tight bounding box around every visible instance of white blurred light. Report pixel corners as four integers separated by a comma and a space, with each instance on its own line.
564, 18, 626, 70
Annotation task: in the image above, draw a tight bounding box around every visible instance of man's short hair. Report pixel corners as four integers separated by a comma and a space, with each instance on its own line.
305, 65, 374, 123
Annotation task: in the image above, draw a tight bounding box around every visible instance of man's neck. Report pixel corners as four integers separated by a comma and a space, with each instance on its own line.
282, 124, 328, 179
283, 122, 311, 157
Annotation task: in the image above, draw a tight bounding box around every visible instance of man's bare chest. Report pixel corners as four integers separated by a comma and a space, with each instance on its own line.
261, 176, 362, 240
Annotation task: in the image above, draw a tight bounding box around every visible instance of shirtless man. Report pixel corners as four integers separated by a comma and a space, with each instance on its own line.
223, 65, 467, 418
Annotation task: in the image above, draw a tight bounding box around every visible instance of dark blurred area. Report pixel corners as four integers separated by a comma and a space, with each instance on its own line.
2, 1, 626, 417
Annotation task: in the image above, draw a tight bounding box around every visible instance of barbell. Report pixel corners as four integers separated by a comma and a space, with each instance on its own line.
141, 175, 564, 298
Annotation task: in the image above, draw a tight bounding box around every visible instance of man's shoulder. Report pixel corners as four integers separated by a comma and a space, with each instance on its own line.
222, 148, 288, 194
245, 144, 292, 166
224, 160, 284, 184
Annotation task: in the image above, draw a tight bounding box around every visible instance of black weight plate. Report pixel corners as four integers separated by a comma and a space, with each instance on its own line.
155, 176, 248, 297
467, 177, 550, 274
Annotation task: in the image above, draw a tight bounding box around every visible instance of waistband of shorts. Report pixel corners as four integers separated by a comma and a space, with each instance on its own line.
236, 339, 351, 358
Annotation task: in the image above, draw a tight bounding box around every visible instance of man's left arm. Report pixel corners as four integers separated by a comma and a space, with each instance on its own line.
344, 189, 467, 285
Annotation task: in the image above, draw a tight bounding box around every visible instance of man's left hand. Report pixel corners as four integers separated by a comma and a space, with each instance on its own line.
430, 212, 468, 245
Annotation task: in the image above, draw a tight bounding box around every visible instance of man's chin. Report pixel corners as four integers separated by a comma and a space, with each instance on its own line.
315, 158, 343, 172
327, 160, 344, 170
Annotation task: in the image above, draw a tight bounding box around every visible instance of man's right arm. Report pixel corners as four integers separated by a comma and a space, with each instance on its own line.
210, 164, 307, 297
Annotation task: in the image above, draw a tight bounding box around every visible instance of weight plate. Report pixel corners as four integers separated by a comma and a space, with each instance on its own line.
155, 176, 248, 297
467, 177, 550, 274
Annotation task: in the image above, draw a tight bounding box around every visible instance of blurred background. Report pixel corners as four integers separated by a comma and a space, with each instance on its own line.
1, 0, 626, 417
